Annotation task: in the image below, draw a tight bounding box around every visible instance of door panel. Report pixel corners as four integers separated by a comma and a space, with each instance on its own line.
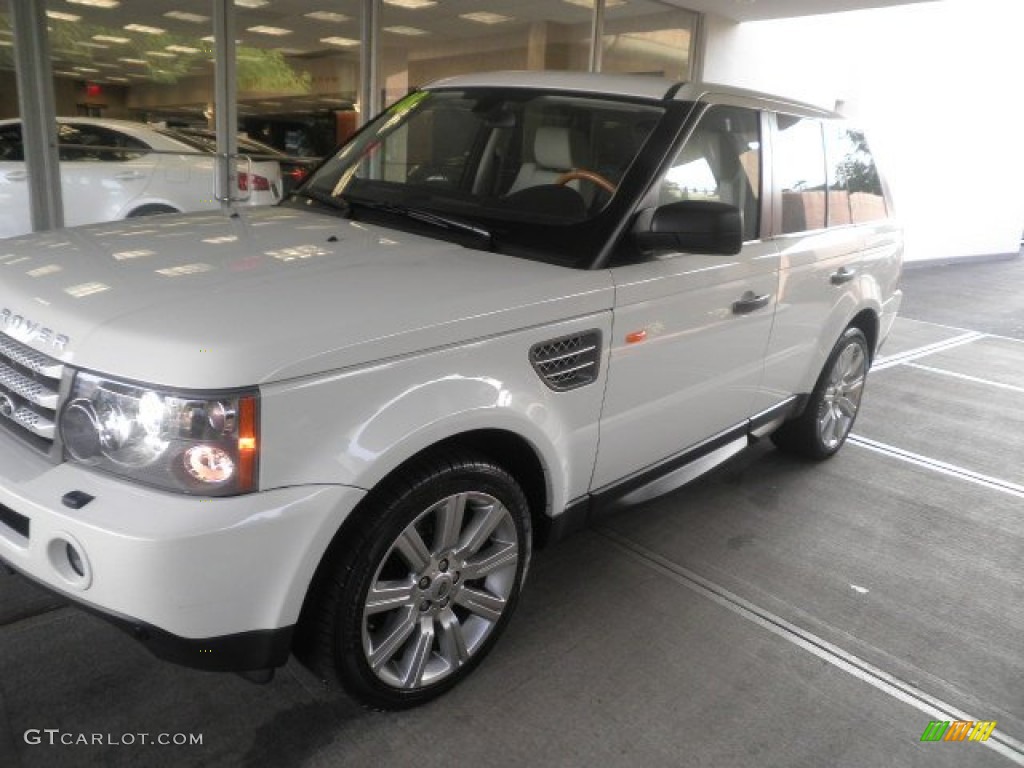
756, 228, 864, 413
59, 123, 157, 226
753, 117, 897, 413
594, 245, 778, 489
594, 103, 777, 490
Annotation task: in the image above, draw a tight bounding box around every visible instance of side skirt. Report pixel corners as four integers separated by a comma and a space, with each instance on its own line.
541, 396, 800, 545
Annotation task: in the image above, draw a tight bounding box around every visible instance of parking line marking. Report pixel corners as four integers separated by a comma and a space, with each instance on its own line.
904, 363, 1024, 395
873, 332, 985, 371
598, 528, 1024, 766
897, 317, 978, 334
898, 316, 1024, 346
848, 435, 1024, 500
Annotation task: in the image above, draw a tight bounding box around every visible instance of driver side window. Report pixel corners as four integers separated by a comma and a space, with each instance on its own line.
659, 105, 761, 242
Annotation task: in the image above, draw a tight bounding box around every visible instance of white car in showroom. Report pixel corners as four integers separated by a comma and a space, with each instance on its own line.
0, 72, 901, 710
0, 117, 283, 239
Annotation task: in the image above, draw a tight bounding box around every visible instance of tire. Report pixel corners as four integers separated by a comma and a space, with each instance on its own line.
771, 327, 870, 460
126, 204, 178, 218
295, 452, 532, 710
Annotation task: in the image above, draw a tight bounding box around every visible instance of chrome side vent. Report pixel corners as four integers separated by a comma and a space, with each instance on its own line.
0, 332, 63, 454
529, 330, 602, 392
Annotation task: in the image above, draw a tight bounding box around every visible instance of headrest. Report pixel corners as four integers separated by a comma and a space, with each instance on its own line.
534, 125, 579, 171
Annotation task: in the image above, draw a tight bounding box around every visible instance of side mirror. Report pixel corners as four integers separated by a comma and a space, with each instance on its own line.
634, 200, 743, 256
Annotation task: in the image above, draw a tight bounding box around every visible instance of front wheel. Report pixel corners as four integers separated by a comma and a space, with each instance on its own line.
296, 454, 531, 710
772, 327, 870, 460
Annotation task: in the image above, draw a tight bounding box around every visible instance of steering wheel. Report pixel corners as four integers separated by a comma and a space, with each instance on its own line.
554, 169, 617, 195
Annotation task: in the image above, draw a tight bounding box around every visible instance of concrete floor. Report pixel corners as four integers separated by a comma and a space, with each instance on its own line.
2, 255, 1023, 767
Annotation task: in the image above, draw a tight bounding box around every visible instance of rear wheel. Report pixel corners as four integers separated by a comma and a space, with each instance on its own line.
772, 327, 870, 460
296, 453, 531, 710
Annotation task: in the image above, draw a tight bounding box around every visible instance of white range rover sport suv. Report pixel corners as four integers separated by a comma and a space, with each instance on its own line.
0, 72, 902, 710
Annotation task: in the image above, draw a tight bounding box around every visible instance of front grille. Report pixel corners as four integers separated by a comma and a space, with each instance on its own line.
0, 332, 63, 454
529, 330, 602, 392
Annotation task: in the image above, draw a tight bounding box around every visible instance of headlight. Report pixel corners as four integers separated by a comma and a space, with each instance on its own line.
60, 372, 259, 496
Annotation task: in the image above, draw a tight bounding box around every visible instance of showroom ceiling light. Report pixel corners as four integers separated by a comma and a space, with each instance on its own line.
563, 0, 626, 7
67, 0, 120, 7
305, 11, 349, 22
65, 283, 111, 298
155, 264, 213, 277
234, 0, 270, 7
384, 26, 428, 36
145, 51, 177, 58
247, 26, 293, 36
383, 0, 436, 8
460, 12, 513, 24
320, 36, 358, 47
117, 57, 148, 64
164, 11, 210, 23
124, 24, 167, 34
93, 34, 131, 43
46, 11, 81, 21
166, 45, 201, 53
73, 66, 100, 72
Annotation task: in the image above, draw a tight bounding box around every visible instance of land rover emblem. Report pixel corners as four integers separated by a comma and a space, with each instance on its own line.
0, 307, 70, 351
0, 393, 14, 418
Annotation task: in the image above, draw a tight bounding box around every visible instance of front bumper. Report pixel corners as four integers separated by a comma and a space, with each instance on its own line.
0, 431, 365, 671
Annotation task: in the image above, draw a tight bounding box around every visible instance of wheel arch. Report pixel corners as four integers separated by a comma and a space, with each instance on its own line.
291, 427, 550, 673
847, 307, 880, 361
124, 201, 181, 218
322, 428, 550, 559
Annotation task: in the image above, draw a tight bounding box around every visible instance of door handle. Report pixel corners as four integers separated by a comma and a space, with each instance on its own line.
831, 266, 857, 285
112, 171, 145, 181
4, 170, 28, 182
732, 291, 771, 315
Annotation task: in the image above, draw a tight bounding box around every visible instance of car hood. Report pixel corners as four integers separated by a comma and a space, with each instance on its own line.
0, 206, 613, 388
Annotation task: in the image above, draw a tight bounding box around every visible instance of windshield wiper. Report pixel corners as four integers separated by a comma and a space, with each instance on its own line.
345, 198, 493, 248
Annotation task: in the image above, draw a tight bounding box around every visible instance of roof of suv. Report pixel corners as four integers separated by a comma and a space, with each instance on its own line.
426, 70, 681, 101
425, 71, 836, 118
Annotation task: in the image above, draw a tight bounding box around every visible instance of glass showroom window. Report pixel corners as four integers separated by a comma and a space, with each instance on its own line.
0, 1, 13, 120
236, 0, 361, 157
0, 0, 22, 239
601, 0, 697, 80
29, 0, 222, 230
379, 0, 593, 107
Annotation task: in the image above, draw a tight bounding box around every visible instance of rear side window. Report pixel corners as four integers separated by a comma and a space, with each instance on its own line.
826, 123, 887, 225
59, 124, 149, 162
775, 115, 826, 234
659, 105, 761, 241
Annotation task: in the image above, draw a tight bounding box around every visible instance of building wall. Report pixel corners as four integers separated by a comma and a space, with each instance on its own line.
702, 0, 1024, 262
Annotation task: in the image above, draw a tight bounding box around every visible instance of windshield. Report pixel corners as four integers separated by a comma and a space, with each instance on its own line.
300, 88, 665, 244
